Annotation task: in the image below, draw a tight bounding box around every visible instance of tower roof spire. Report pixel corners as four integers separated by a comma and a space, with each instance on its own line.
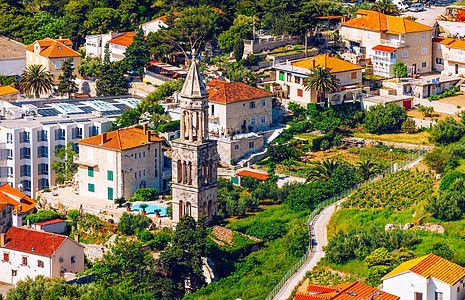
180, 53, 208, 99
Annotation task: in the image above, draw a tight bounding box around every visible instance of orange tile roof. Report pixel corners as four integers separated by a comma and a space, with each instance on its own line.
236, 170, 270, 180
341, 10, 433, 33
0, 184, 35, 213
432, 37, 455, 44
207, 81, 272, 104
307, 284, 339, 293
0, 85, 19, 96
382, 254, 465, 285
3, 227, 71, 257
448, 40, 465, 51
35, 218, 66, 226
78, 127, 163, 151
107, 32, 136, 47
206, 78, 227, 87
372, 45, 396, 52
142, 12, 180, 25
25, 38, 81, 58
296, 281, 398, 300
292, 54, 363, 73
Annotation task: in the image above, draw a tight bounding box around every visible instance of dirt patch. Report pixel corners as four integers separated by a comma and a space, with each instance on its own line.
0, 282, 14, 298
408, 109, 460, 121
435, 93, 465, 107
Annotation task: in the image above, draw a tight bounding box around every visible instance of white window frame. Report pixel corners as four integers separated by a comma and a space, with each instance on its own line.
402, 50, 408, 58
421, 48, 427, 55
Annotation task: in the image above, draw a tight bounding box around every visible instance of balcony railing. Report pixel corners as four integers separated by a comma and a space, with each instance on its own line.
379, 39, 406, 48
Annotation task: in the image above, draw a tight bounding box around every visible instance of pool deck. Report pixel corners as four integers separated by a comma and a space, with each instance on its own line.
40, 186, 172, 227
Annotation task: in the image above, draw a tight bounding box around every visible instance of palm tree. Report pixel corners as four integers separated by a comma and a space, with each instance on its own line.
357, 159, 384, 181
370, 0, 400, 16
19, 65, 54, 98
303, 65, 340, 107
306, 159, 341, 183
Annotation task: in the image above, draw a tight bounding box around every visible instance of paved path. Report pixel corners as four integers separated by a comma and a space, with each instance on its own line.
273, 155, 425, 300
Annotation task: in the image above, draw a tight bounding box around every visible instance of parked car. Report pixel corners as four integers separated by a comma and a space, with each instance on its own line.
397, 2, 410, 11
409, 3, 424, 11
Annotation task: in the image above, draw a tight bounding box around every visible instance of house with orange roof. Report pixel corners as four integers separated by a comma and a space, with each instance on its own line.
0, 183, 36, 229
204, 80, 276, 164
340, 10, 434, 78
0, 227, 84, 284
141, 15, 169, 36
0, 85, 19, 102
274, 54, 365, 107
85, 32, 135, 62
294, 281, 399, 300
382, 254, 465, 300
76, 124, 167, 201
433, 37, 465, 76
25, 38, 81, 82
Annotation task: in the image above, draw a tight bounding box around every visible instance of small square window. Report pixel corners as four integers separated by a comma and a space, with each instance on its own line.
422, 33, 427, 39
22, 256, 28, 266
297, 89, 303, 97
88, 167, 94, 177
107, 170, 113, 181
351, 72, 357, 79
421, 48, 427, 55
3, 253, 9, 262
88, 183, 95, 192
251, 118, 256, 126
294, 77, 301, 84
38, 260, 44, 268
261, 100, 266, 106
261, 116, 266, 124
234, 145, 239, 150
71, 256, 76, 264
249, 141, 255, 149
402, 50, 408, 58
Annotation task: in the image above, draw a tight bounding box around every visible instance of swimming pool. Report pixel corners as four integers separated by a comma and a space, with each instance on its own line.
131, 203, 167, 216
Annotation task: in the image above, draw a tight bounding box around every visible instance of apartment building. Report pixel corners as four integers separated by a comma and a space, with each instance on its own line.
274, 54, 363, 107
433, 37, 465, 75
340, 10, 434, 78
0, 227, 84, 284
85, 32, 135, 62
76, 125, 166, 201
0, 96, 141, 197
25, 38, 81, 82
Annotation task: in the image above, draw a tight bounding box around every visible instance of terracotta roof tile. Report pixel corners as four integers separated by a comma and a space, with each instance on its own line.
433, 37, 455, 44
382, 254, 465, 285
0, 184, 35, 213
207, 81, 272, 104
307, 284, 339, 293
295, 282, 399, 300
25, 38, 81, 58
34, 219, 66, 226
236, 170, 270, 180
341, 10, 433, 33
78, 127, 163, 151
292, 54, 363, 73
108, 32, 136, 47
206, 78, 227, 87
448, 40, 465, 51
0, 85, 19, 96
3, 227, 70, 257
372, 45, 396, 52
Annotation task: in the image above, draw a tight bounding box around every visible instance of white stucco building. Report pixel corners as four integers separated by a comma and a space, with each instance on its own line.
0, 97, 141, 197
85, 32, 135, 62
0, 227, 84, 284
382, 254, 465, 300
141, 16, 168, 36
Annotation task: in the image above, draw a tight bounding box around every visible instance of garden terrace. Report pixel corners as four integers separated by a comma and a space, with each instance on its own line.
342, 170, 434, 210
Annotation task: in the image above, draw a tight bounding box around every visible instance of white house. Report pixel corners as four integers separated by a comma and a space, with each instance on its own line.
0, 96, 141, 197
31, 219, 66, 234
0, 227, 84, 284
85, 32, 135, 62
382, 254, 465, 300
141, 16, 168, 36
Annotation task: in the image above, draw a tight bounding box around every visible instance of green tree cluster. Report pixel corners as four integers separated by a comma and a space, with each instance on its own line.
130, 188, 159, 202
427, 177, 465, 221
429, 117, 465, 146
96, 44, 128, 97
57, 58, 78, 98
23, 210, 62, 225
364, 103, 407, 134
51, 142, 77, 184
122, 29, 149, 75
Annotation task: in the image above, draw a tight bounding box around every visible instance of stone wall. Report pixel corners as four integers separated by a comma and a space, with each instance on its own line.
243, 36, 303, 54
0, 92, 19, 102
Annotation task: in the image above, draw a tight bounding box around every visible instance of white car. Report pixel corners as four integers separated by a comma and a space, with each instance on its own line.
409, 3, 424, 11
397, 2, 409, 11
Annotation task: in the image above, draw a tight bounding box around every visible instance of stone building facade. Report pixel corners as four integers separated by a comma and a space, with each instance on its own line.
171, 60, 219, 224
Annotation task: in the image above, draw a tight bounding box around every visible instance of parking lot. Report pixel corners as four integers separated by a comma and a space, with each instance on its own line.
400, 0, 457, 27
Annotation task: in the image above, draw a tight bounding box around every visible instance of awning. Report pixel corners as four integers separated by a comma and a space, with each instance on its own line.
74, 159, 98, 167
372, 45, 397, 52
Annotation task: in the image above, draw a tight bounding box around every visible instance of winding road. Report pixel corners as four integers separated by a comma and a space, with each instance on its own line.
273, 155, 425, 300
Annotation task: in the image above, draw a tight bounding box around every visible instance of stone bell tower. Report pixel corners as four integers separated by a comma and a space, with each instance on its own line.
171, 58, 218, 224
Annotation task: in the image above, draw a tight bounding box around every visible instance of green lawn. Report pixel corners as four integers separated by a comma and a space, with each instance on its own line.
352, 131, 431, 145
294, 134, 319, 141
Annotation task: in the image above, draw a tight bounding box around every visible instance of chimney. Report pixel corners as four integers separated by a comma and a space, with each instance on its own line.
312, 59, 316, 68
0, 233, 4, 247
101, 132, 107, 144
143, 123, 148, 134
343, 15, 348, 22
74, 233, 80, 243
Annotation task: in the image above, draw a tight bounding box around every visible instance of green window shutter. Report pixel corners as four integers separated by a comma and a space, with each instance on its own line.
107, 170, 113, 181
108, 187, 113, 200
88, 167, 94, 177
279, 73, 285, 81
88, 183, 95, 192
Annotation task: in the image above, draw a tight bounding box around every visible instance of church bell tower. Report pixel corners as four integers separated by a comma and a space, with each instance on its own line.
171, 58, 218, 223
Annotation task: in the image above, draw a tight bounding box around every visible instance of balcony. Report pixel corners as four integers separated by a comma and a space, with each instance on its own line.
372, 55, 396, 65
73, 155, 97, 167
379, 39, 406, 48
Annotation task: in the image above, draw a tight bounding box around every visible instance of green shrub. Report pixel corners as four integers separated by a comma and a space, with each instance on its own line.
148, 228, 172, 251
156, 120, 180, 132
364, 103, 407, 134
117, 213, 151, 236
245, 221, 286, 241
23, 210, 62, 225
131, 188, 158, 202
429, 117, 465, 146
440, 171, 465, 190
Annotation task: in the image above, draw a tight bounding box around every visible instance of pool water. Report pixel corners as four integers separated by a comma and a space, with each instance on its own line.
131, 203, 167, 216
